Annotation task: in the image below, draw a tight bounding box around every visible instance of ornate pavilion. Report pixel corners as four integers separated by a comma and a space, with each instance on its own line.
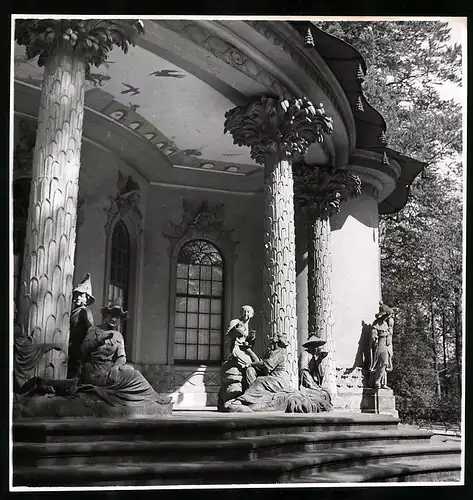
12, 19, 424, 411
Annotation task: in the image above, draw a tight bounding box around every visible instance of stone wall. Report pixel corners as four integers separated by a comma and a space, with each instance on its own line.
139, 184, 264, 367
74, 141, 148, 360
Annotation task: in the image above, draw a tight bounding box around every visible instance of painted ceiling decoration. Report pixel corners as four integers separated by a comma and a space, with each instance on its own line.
13, 32, 264, 177
13, 19, 423, 207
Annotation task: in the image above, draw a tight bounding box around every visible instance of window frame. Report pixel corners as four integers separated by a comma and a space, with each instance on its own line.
167, 234, 234, 366
173, 239, 225, 365
103, 214, 142, 361
107, 219, 131, 339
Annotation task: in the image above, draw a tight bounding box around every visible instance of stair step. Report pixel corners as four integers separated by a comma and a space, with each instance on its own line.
278, 442, 461, 481
294, 456, 462, 483
13, 412, 401, 442
14, 429, 433, 465
13, 442, 461, 486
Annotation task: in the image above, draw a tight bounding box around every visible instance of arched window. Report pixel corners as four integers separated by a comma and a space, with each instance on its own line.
13, 178, 31, 303
108, 220, 131, 339
174, 240, 224, 363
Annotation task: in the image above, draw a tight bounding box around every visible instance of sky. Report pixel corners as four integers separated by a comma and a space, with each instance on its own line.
435, 19, 466, 104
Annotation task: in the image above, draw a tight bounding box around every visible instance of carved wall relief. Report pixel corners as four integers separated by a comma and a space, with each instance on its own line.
14, 119, 37, 180
104, 171, 143, 233
163, 199, 237, 253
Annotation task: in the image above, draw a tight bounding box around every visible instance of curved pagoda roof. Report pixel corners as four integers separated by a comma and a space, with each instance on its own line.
289, 21, 426, 214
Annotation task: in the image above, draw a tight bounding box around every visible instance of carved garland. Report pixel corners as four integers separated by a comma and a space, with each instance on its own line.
158, 20, 293, 100
163, 199, 236, 253
104, 171, 143, 233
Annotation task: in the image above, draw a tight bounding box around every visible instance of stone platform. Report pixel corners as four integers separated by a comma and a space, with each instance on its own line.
13, 410, 462, 486
13, 392, 173, 419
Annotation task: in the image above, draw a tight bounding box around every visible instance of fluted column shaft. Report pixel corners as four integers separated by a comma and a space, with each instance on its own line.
19, 47, 86, 379
293, 163, 362, 396
262, 156, 298, 387
307, 214, 336, 395
15, 19, 144, 380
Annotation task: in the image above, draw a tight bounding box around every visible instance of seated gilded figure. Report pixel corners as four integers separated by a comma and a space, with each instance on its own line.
224, 331, 291, 412
81, 297, 171, 407
218, 305, 258, 410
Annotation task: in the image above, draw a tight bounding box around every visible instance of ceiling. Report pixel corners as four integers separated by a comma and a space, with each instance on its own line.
14, 40, 262, 178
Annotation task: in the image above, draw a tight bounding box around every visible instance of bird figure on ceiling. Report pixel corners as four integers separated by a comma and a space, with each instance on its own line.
121, 83, 140, 95
149, 69, 186, 78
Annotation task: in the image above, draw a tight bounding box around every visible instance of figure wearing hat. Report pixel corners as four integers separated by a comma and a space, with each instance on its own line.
80, 297, 171, 407
67, 273, 95, 379
369, 303, 395, 390
299, 333, 329, 390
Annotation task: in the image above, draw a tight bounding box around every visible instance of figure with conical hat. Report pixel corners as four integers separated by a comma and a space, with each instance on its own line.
67, 273, 95, 379
299, 333, 329, 390
80, 297, 171, 408
224, 332, 292, 412
369, 303, 395, 390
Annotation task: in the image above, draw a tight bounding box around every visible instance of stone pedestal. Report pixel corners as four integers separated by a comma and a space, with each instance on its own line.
361, 388, 398, 417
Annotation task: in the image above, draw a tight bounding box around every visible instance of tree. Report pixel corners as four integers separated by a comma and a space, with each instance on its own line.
314, 21, 463, 424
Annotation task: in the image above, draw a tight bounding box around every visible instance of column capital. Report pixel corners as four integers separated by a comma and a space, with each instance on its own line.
224, 96, 333, 166
293, 163, 362, 220
15, 19, 144, 74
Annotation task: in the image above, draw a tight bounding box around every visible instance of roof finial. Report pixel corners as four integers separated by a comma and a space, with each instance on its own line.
356, 63, 365, 82
304, 27, 315, 48
356, 96, 364, 112
379, 130, 388, 145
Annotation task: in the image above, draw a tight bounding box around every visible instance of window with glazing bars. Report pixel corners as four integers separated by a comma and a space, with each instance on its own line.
108, 220, 130, 339
174, 239, 224, 363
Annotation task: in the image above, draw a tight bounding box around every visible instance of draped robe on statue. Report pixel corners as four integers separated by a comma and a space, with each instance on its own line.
81, 326, 169, 406
14, 324, 62, 392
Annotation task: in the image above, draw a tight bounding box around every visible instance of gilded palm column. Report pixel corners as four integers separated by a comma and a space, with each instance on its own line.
224, 97, 333, 388
293, 163, 362, 395
15, 19, 144, 379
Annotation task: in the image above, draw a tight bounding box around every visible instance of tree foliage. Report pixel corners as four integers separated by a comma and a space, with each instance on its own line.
315, 21, 463, 425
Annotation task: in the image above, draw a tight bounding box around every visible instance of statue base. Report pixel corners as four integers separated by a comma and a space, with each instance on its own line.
361, 388, 398, 417
13, 393, 173, 419
221, 386, 333, 414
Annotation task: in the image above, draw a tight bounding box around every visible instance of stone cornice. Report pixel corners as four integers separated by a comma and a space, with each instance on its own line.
14, 79, 166, 184
348, 149, 402, 203
156, 19, 294, 99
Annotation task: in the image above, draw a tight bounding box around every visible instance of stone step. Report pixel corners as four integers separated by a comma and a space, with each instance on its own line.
293, 456, 462, 483
14, 428, 433, 466
13, 412, 401, 442
279, 442, 461, 481
13, 442, 461, 486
